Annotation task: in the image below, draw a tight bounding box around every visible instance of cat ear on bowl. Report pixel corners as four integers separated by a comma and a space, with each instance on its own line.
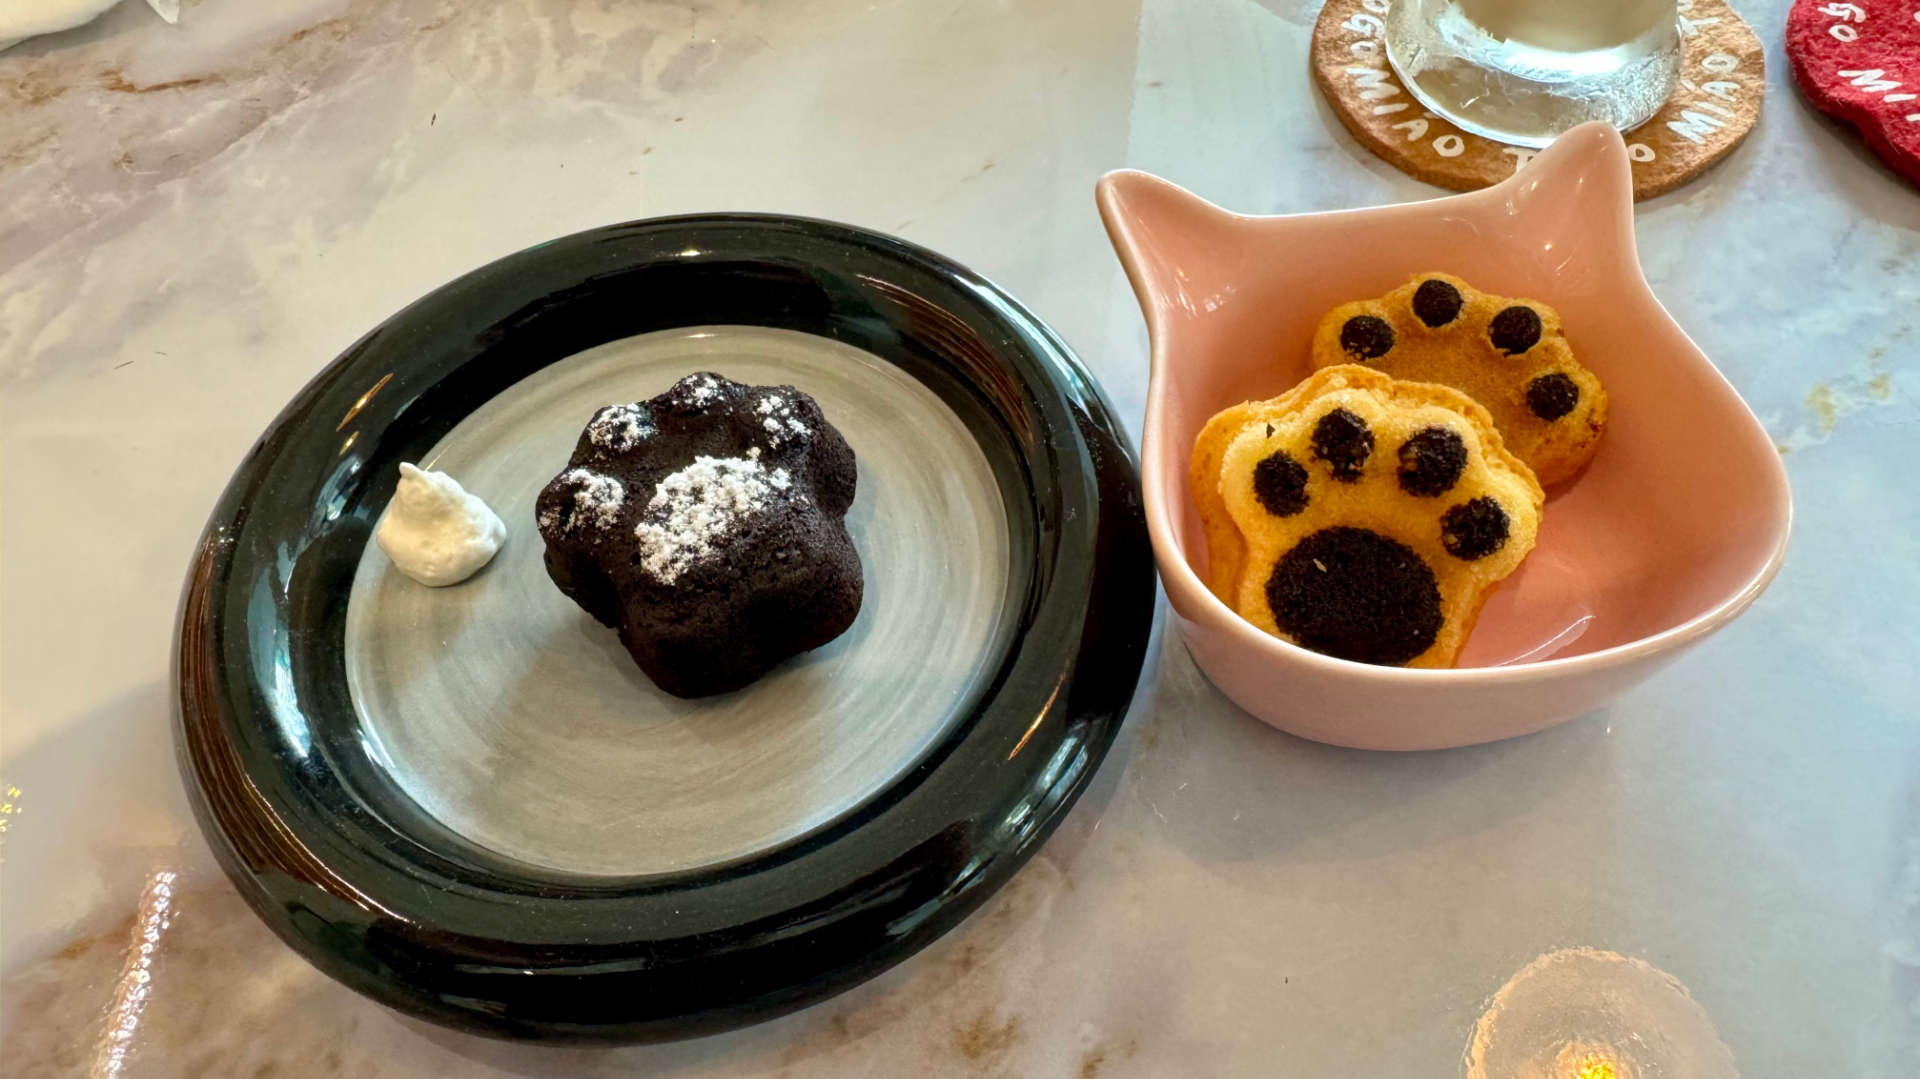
1097, 170, 1248, 336
1484, 121, 1641, 286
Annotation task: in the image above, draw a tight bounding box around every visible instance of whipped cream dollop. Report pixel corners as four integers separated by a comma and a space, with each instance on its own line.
374, 463, 506, 586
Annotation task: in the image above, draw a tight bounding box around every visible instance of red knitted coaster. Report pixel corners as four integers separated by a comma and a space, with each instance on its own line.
1787, 0, 1920, 188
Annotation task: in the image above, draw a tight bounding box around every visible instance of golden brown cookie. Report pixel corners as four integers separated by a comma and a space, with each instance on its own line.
1310, 273, 1607, 486
1193, 365, 1543, 668
1190, 397, 1270, 605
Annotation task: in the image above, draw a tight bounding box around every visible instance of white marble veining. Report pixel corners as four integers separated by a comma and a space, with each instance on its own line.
1, 0, 1915, 1075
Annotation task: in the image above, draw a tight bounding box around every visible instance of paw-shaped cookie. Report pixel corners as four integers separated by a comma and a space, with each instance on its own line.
1310, 272, 1607, 486
536, 373, 862, 698
1196, 365, 1543, 668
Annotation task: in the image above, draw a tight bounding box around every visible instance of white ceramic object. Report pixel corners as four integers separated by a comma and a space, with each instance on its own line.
0, 0, 175, 53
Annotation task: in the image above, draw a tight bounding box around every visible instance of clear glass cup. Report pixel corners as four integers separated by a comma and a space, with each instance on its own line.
1384, 0, 1682, 148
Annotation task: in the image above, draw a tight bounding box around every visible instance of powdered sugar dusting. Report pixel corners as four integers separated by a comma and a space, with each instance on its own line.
753, 392, 812, 447
587, 404, 653, 452
542, 468, 626, 534
634, 455, 791, 583
683, 374, 722, 404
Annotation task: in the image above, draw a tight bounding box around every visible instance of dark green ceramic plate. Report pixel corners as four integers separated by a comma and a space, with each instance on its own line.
174, 214, 1153, 1042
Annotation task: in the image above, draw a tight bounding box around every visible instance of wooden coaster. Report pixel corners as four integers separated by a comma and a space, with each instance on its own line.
1312, 0, 1764, 200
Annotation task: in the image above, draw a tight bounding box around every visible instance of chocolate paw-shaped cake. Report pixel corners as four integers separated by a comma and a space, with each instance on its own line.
1309, 272, 1607, 486
1192, 365, 1543, 668
536, 373, 861, 697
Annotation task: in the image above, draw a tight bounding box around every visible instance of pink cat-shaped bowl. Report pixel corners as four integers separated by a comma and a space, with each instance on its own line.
1098, 123, 1791, 750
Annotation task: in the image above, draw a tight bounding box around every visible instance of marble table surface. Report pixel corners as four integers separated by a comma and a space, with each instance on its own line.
2, 0, 1915, 1075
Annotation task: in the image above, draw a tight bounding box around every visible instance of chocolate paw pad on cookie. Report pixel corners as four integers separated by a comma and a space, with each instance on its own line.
1194, 365, 1543, 668
1310, 273, 1607, 486
535, 373, 862, 698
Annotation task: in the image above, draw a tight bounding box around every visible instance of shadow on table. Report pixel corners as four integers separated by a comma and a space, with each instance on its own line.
1110, 634, 1619, 869
1778, 85, 1920, 226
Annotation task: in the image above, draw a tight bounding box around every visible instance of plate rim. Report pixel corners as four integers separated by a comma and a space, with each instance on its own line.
173, 212, 1155, 1042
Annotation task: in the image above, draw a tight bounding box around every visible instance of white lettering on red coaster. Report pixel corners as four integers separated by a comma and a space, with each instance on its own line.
1787, 0, 1920, 187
